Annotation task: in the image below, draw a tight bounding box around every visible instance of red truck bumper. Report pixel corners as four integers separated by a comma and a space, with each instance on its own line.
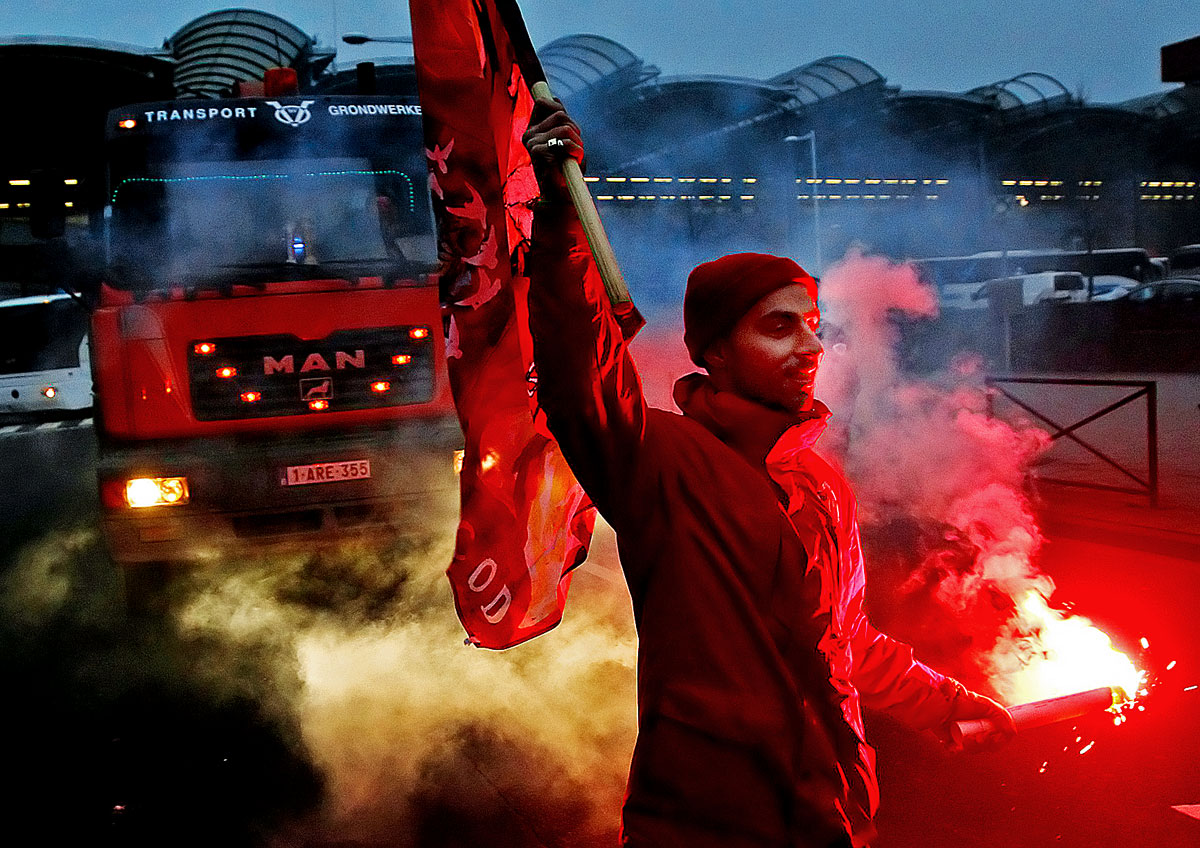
99, 418, 462, 565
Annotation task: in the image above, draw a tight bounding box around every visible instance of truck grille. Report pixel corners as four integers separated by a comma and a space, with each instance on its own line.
188, 326, 434, 421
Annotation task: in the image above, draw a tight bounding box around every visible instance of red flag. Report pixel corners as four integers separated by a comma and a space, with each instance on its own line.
410, 0, 597, 648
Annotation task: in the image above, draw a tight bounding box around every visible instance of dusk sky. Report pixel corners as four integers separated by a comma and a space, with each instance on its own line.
2, 1, 1195, 103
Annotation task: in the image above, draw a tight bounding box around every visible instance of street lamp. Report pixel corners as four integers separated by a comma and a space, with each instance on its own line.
341, 32, 413, 45
784, 132, 821, 275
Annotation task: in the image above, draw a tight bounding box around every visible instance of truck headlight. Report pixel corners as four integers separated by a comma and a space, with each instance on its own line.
124, 477, 190, 508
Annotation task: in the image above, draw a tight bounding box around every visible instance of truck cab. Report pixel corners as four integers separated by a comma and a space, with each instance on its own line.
93, 89, 460, 568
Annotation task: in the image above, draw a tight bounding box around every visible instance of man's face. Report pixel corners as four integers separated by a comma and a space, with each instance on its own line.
706, 284, 823, 414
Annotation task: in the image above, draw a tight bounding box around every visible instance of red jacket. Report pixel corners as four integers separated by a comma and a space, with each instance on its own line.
527, 212, 961, 848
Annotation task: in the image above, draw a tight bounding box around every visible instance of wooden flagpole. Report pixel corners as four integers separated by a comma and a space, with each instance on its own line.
492, 0, 637, 311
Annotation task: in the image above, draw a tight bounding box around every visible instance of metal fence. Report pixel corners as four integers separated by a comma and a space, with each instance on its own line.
986, 376, 1159, 506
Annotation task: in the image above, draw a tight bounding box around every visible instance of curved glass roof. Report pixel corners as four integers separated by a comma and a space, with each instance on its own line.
0, 35, 165, 58
965, 72, 1071, 112
1120, 86, 1200, 120
0, 36, 174, 103
638, 74, 799, 115
768, 55, 884, 105
540, 34, 656, 98
165, 8, 333, 99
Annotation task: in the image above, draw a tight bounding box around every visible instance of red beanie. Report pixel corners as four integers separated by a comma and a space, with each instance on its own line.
683, 253, 818, 367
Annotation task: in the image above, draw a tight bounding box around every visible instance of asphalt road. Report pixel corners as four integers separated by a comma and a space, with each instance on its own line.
0, 418, 323, 847
872, 521, 1200, 848
1, 416, 1197, 848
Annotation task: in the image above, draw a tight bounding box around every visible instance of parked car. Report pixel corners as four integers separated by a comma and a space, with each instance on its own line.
1118, 278, 1200, 304
1081, 275, 1141, 301
962, 272, 1137, 309
1167, 245, 1200, 277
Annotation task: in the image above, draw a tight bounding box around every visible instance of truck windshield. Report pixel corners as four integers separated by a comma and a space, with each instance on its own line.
106, 98, 435, 290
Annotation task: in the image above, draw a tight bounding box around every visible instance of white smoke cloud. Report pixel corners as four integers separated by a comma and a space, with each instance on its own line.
163, 491, 637, 846
0, 499, 636, 845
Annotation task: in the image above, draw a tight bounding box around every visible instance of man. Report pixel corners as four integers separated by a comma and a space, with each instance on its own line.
522, 99, 1015, 848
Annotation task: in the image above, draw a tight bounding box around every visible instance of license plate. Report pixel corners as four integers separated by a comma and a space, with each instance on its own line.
280, 459, 371, 487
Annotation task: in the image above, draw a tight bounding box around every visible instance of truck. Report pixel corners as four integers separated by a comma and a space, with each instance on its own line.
88, 72, 461, 584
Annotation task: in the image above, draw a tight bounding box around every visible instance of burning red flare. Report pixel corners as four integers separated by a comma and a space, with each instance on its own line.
989, 591, 1144, 705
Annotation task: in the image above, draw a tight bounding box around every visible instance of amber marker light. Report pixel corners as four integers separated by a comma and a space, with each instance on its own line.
409, 327, 430, 340
124, 476, 190, 508
308, 399, 330, 411
194, 342, 217, 355
42, 387, 57, 399
118, 118, 137, 130
216, 366, 237, 378
371, 381, 391, 393
392, 354, 413, 365
240, 391, 261, 403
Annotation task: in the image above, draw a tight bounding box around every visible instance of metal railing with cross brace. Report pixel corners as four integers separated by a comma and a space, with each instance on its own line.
986, 377, 1159, 507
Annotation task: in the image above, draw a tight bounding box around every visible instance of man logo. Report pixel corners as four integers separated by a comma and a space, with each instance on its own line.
267, 100, 315, 127
300, 378, 333, 401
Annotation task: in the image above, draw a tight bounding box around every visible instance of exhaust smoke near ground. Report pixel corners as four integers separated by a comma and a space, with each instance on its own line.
169, 490, 637, 847
0, 488, 636, 846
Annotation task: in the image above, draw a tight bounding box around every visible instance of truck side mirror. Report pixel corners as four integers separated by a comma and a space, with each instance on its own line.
30, 168, 67, 240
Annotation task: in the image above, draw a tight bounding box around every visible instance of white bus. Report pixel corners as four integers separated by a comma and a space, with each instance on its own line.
0, 292, 92, 416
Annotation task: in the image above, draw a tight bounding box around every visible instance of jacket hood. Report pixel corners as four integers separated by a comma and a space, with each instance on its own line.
672, 372, 831, 467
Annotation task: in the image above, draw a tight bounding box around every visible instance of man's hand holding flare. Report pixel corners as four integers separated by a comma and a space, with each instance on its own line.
937, 684, 1018, 753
